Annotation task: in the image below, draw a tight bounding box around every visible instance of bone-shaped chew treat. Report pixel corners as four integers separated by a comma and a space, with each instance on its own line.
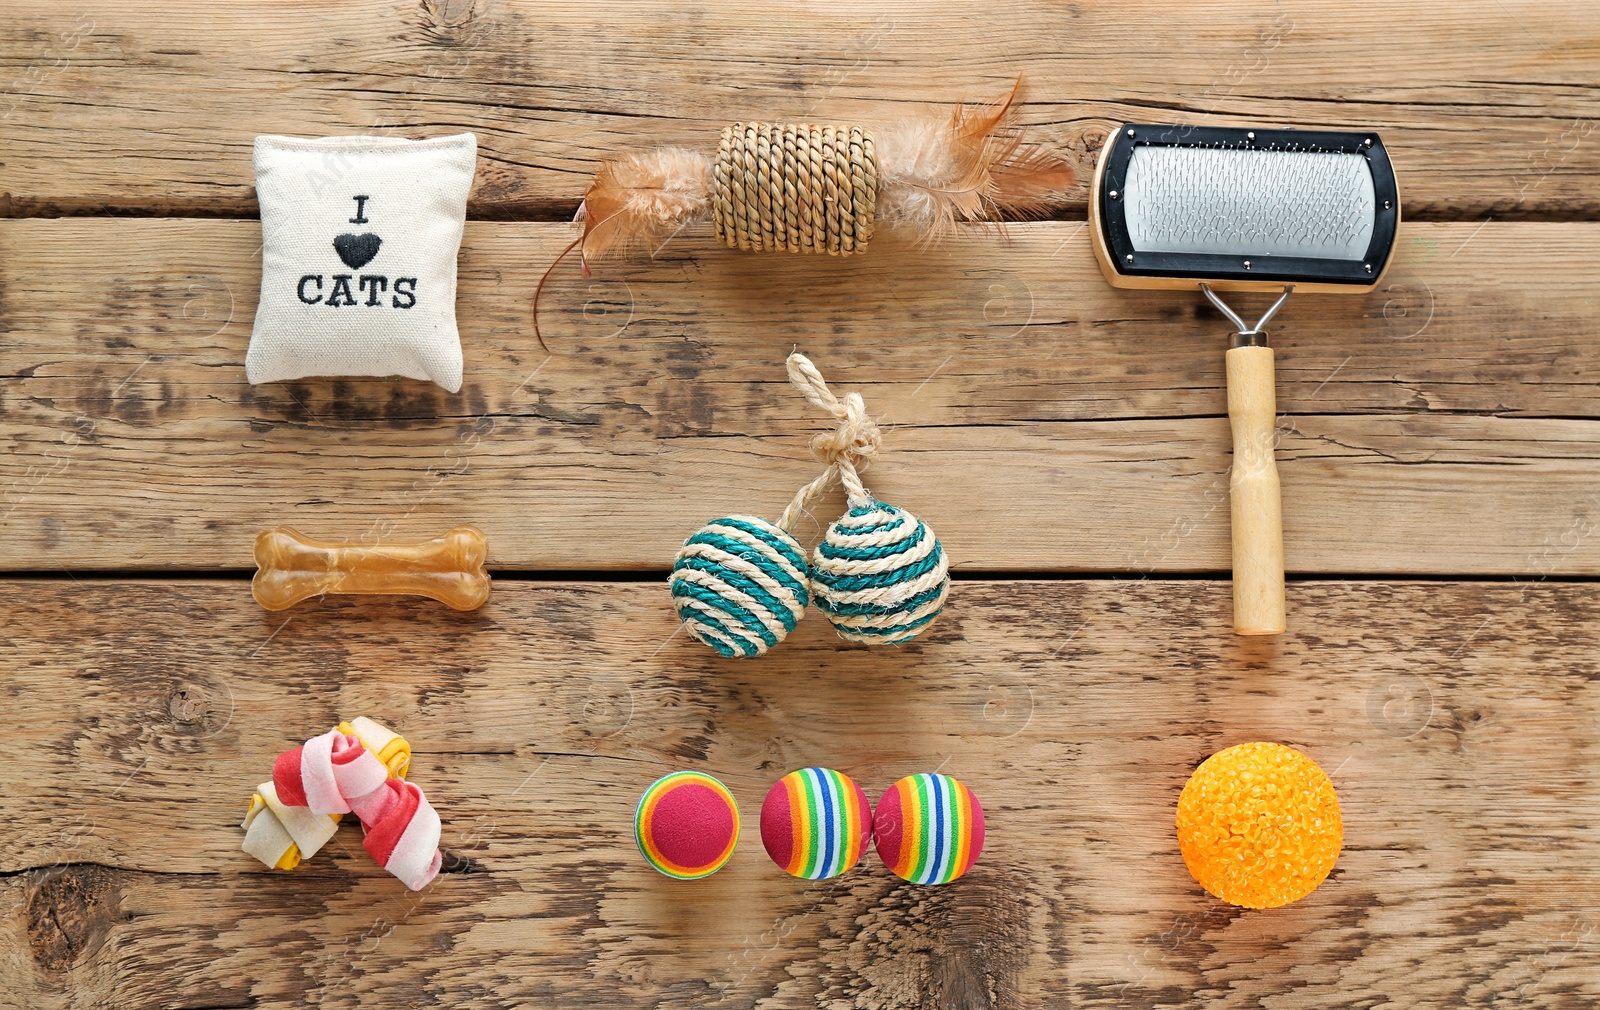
252, 525, 491, 611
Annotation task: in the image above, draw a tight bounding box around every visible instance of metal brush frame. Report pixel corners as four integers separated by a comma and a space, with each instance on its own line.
1096, 124, 1400, 290
1202, 283, 1295, 348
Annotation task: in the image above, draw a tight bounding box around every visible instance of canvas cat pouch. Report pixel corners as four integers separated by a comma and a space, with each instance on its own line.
246, 133, 476, 392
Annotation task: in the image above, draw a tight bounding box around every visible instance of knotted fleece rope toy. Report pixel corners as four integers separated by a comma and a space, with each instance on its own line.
239, 717, 443, 890
668, 352, 950, 658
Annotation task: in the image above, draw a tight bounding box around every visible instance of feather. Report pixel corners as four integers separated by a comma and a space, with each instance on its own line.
874, 77, 1075, 242
990, 144, 1079, 220
577, 147, 713, 269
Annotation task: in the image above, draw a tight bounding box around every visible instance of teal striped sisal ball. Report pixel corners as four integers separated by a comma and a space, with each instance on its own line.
810, 499, 950, 644
670, 515, 809, 658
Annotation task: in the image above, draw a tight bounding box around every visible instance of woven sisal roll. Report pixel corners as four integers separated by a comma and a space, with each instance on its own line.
712, 123, 878, 256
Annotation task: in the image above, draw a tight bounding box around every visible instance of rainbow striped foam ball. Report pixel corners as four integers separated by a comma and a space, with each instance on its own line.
760, 768, 874, 879
670, 515, 809, 658
810, 500, 949, 645
873, 773, 985, 885
634, 772, 741, 879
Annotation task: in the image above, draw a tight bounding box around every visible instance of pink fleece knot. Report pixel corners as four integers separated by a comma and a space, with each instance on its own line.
273, 729, 384, 815
356, 778, 443, 891
270, 726, 443, 891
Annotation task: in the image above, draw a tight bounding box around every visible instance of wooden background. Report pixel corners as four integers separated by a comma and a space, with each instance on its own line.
2, 2, 1598, 1007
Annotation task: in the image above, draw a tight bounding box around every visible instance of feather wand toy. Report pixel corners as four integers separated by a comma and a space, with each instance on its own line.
533, 77, 1074, 345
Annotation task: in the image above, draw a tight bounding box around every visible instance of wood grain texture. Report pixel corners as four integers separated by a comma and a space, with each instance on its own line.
1, 578, 1597, 1009
3, 219, 1599, 574
3, 6, 1598, 1007
1, 1, 1598, 219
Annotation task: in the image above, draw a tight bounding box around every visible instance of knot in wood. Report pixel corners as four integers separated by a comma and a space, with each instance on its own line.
166, 678, 234, 737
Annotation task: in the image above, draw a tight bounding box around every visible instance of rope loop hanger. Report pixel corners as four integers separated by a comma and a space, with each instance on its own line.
776, 351, 883, 531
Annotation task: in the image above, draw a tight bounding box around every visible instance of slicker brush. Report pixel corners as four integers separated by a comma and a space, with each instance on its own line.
1092, 124, 1400, 635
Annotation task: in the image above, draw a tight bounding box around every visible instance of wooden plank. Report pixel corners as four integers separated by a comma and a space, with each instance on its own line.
2, 579, 1597, 1008
3, 219, 1599, 574
1, 1, 1597, 219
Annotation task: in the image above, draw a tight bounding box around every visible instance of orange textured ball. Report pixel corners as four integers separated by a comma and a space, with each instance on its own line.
1175, 742, 1342, 909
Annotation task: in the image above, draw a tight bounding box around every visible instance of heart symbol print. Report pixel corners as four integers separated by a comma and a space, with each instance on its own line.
333, 232, 382, 269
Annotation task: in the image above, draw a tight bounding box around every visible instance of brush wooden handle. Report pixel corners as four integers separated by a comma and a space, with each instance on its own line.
1225, 346, 1287, 636
252, 526, 491, 611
